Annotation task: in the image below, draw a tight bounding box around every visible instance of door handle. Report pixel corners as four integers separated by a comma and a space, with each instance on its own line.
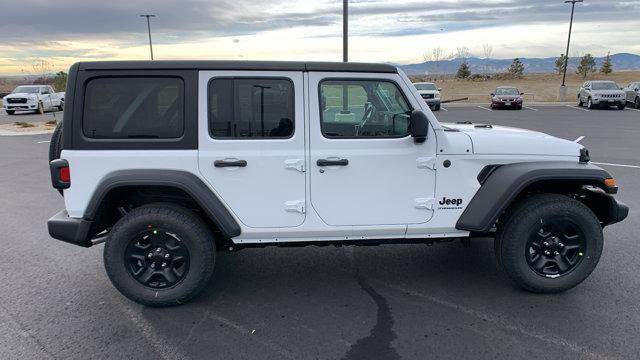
214, 159, 247, 168
317, 158, 349, 167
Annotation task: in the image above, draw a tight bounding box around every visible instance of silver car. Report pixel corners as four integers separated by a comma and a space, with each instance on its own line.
577, 81, 626, 110
623, 82, 640, 109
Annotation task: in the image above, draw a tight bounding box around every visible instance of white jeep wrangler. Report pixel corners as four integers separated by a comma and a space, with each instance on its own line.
48, 61, 628, 307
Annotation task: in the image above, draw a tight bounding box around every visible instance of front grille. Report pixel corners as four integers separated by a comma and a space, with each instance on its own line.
6, 98, 27, 104
601, 94, 621, 98
421, 94, 434, 99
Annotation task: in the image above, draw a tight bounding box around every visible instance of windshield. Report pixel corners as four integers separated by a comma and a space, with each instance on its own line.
13, 86, 40, 94
415, 83, 437, 91
496, 88, 519, 96
592, 82, 619, 90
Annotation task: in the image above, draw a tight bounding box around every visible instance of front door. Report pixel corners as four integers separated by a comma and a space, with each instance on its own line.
308, 73, 437, 226
198, 71, 306, 228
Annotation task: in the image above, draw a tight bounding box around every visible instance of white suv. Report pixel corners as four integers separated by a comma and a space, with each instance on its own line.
47, 61, 628, 306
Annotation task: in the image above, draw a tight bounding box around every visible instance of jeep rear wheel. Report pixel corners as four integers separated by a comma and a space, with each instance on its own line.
104, 204, 215, 306
495, 194, 603, 293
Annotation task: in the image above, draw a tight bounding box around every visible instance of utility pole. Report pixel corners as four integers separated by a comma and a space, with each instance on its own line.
562, 0, 582, 86
140, 14, 156, 60
343, 0, 348, 62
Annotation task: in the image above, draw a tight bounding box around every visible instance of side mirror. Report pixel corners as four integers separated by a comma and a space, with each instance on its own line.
490, 93, 495, 96
410, 110, 428, 144
520, 92, 525, 95
437, 88, 442, 91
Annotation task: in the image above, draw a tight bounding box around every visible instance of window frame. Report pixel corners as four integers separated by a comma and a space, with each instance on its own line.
317, 77, 414, 140
206, 76, 296, 140
71, 70, 198, 150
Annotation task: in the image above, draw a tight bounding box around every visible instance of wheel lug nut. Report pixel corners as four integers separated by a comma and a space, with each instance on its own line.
161, 262, 166, 268
543, 242, 549, 246
164, 254, 170, 259
156, 248, 162, 252
554, 251, 559, 255
148, 253, 152, 258
151, 263, 156, 268
544, 250, 551, 256
559, 243, 564, 247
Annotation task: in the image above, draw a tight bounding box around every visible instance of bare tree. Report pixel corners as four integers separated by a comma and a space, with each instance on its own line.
422, 47, 446, 78
31, 59, 54, 84
456, 47, 471, 62
482, 44, 493, 74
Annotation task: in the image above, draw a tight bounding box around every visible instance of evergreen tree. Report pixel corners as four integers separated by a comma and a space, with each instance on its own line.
456, 62, 471, 79
600, 52, 613, 74
508, 58, 525, 78
555, 54, 568, 75
576, 54, 596, 79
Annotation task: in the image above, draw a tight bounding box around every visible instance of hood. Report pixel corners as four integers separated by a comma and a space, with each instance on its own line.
591, 90, 625, 96
443, 123, 583, 156
417, 90, 440, 95
5, 93, 37, 98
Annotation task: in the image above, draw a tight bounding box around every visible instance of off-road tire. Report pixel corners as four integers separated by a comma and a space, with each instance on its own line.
434, 104, 440, 111
48, 121, 63, 163
57, 102, 64, 111
5, 110, 15, 115
516, 105, 523, 110
617, 104, 626, 110
587, 98, 595, 110
495, 194, 603, 293
635, 97, 640, 109
577, 96, 583, 107
104, 204, 216, 307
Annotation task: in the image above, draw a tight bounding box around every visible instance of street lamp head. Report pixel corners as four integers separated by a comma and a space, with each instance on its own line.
564, 0, 583, 3
139, 14, 156, 17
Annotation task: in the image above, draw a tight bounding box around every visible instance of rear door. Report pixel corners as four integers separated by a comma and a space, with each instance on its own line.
198, 71, 306, 228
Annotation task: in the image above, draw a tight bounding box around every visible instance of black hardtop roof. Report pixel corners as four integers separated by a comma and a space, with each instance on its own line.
76, 60, 398, 73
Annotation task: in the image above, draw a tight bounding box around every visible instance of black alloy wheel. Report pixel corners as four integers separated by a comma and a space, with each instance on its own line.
525, 219, 586, 278
124, 227, 190, 289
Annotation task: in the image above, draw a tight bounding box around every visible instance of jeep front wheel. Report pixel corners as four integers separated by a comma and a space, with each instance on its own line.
495, 194, 603, 293
104, 204, 216, 306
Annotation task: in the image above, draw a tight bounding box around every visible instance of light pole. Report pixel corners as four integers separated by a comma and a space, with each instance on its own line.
561, 0, 583, 87
140, 14, 156, 60
343, 0, 348, 62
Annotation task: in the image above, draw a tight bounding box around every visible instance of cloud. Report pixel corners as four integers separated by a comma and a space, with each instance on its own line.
0, 0, 638, 74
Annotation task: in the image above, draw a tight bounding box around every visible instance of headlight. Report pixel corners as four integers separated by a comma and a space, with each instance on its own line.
435, 93, 441, 99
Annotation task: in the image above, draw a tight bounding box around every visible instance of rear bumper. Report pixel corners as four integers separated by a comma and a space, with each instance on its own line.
47, 210, 94, 247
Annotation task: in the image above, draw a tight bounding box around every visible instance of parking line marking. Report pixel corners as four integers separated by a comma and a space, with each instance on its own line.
440, 107, 448, 112
524, 106, 539, 111
37, 141, 50, 144
566, 105, 590, 112
477, 106, 493, 112
592, 162, 640, 169
625, 107, 640, 112
574, 136, 585, 143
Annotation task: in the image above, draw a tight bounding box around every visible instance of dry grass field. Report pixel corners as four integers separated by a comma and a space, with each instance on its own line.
409, 70, 640, 103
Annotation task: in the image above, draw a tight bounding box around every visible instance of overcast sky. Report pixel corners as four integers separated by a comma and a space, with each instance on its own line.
0, 0, 638, 75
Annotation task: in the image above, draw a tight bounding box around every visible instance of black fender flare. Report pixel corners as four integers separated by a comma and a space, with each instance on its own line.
456, 162, 614, 233
85, 170, 241, 238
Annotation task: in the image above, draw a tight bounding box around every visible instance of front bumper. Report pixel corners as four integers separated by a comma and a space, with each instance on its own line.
492, 100, 522, 108
4, 104, 37, 110
424, 99, 440, 107
606, 198, 629, 226
48, 210, 95, 247
591, 98, 625, 106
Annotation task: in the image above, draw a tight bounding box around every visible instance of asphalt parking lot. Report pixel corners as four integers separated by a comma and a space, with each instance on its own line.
0, 104, 638, 360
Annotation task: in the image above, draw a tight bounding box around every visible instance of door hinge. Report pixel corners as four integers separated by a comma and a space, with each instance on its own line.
414, 198, 436, 210
285, 200, 306, 214
285, 159, 306, 172
416, 157, 436, 170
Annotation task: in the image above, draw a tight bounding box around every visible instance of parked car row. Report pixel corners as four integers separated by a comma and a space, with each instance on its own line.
413, 80, 640, 111
2, 85, 65, 115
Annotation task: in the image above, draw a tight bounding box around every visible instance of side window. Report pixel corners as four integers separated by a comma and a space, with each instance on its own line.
319, 79, 411, 138
83, 77, 184, 139
208, 78, 294, 139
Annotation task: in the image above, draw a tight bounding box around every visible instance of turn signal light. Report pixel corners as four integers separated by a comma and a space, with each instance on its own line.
59, 167, 70, 183
604, 178, 617, 188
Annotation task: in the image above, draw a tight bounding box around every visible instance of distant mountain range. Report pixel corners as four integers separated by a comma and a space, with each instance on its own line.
399, 53, 640, 75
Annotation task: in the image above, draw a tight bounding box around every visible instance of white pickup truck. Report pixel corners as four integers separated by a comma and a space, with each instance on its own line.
2, 85, 64, 115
